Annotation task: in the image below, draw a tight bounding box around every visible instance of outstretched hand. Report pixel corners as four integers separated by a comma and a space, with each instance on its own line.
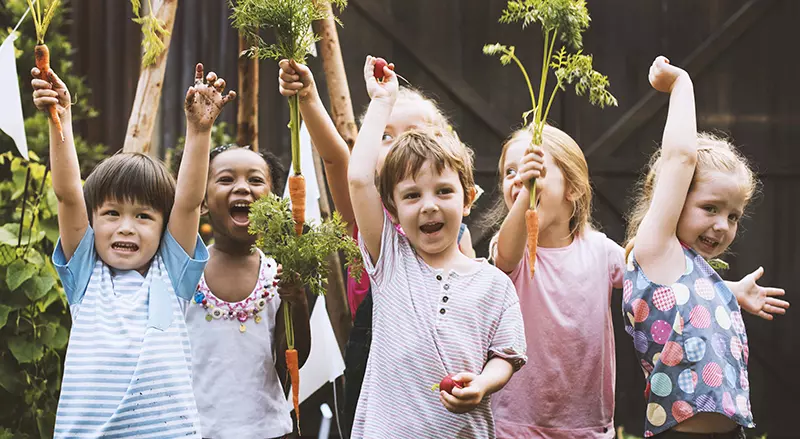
732, 267, 789, 321
648, 56, 689, 94
185, 63, 236, 132
31, 67, 70, 115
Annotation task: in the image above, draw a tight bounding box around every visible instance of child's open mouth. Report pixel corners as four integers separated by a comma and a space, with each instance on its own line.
230, 201, 251, 226
111, 241, 139, 252
698, 236, 719, 250
419, 222, 444, 234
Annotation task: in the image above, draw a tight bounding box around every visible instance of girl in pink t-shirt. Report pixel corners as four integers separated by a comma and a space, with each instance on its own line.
487, 125, 625, 439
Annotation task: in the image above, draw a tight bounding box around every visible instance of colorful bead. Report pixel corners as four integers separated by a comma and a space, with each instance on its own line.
211, 308, 224, 319
194, 292, 205, 304
205, 314, 213, 322
239, 324, 246, 333
237, 310, 248, 322
255, 315, 262, 324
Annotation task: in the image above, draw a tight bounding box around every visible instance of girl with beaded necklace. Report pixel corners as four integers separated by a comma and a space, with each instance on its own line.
183, 143, 311, 439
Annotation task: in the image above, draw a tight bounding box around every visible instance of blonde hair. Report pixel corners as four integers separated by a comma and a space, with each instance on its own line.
359, 86, 450, 129
624, 132, 759, 259
379, 127, 476, 219
481, 125, 594, 239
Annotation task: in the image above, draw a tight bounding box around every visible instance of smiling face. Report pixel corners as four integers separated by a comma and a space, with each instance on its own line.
204, 148, 272, 244
676, 170, 747, 259
92, 199, 164, 275
392, 160, 470, 265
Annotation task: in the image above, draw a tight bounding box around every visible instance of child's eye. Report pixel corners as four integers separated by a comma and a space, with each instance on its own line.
728, 214, 740, 223
136, 213, 153, 220
403, 192, 420, 200
103, 210, 119, 217
438, 187, 455, 195
505, 168, 517, 178
382, 133, 393, 142
703, 205, 717, 214
217, 176, 234, 183
249, 177, 265, 184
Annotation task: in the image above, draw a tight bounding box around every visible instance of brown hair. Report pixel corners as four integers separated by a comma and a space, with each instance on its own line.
624, 132, 759, 258
378, 127, 475, 219
481, 124, 594, 239
84, 152, 176, 228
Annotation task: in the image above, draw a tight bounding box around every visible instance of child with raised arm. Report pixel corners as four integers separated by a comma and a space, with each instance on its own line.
346, 55, 526, 438
278, 57, 476, 432
32, 63, 235, 438
623, 56, 788, 438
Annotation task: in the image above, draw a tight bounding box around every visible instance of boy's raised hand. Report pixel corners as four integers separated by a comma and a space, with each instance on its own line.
278, 59, 317, 102
185, 63, 236, 132
648, 56, 689, 94
363, 55, 397, 103
31, 67, 70, 116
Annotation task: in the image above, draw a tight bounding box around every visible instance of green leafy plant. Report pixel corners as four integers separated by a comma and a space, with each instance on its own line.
249, 193, 362, 298
0, 152, 69, 439
483, 0, 617, 275
130, 0, 171, 67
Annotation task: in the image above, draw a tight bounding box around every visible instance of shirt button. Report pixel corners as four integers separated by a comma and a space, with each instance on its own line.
442, 296, 449, 303
439, 308, 446, 315
444, 284, 450, 290
436, 275, 442, 281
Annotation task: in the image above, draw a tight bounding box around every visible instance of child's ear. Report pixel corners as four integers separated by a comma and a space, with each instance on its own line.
200, 198, 209, 217
463, 186, 477, 217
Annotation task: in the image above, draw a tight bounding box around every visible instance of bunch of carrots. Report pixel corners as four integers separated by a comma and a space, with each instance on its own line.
27, 0, 62, 141
230, 0, 347, 431
484, 0, 617, 276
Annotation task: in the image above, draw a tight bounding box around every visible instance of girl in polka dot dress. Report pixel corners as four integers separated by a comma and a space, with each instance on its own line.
623, 56, 789, 438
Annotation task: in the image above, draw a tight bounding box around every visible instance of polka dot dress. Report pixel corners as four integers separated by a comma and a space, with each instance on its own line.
622, 245, 754, 436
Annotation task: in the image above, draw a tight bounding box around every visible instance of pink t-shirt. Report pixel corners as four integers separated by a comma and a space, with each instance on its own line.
490, 229, 625, 439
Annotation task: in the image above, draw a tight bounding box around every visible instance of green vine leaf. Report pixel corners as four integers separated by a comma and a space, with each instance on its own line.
7, 259, 37, 291
8, 336, 45, 364
24, 275, 57, 302
0, 304, 12, 330
0, 226, 17, 246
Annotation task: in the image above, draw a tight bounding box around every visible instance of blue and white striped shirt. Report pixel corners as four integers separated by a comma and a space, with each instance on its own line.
52, 227, 208, 438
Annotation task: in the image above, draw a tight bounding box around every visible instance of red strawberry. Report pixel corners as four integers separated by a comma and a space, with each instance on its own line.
439, 374, 463, 394
373, 57, 388, 80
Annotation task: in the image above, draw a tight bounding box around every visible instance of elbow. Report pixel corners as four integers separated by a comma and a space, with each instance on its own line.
662, 143, 697, 166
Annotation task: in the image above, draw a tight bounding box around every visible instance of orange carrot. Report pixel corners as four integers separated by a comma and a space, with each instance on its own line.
286, 347, 301, 433
525, 209, 538, 277
34, 44, 64, 141
288, 174, 306, 235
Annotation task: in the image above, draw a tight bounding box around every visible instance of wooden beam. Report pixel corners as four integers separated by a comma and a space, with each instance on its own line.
237, 33, 259, 150
349, 0, 512, 139
124, 0, 179, 154
583, 0, 775, 160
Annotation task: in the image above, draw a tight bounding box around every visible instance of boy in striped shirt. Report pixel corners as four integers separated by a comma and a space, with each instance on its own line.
32, 64, 234, 438
347, 56, 527, 439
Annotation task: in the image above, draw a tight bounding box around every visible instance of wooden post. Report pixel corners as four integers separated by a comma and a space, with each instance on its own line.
313, 3, 358, 150
310, 3, 358, 351
123, 0, 179, 154
237, 33, 259, 150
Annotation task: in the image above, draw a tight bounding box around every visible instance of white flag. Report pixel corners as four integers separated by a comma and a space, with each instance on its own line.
283, 121, 346, 408
0, 33, 29, 160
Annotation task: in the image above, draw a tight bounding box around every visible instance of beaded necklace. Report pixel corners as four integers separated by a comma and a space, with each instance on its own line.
193, 254, 278, 333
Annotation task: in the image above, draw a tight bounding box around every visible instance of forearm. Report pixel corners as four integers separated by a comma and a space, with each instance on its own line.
290, 298, 311, 368
662, 75, 697, 158
348, 100, 392, 188
495, 189, 530, 273
476, 357, 514, 397
50, 111, 82, 204
174, 126, 212, 211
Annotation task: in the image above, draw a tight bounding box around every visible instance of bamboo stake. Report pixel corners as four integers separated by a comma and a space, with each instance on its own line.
237, 33, 259, 150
